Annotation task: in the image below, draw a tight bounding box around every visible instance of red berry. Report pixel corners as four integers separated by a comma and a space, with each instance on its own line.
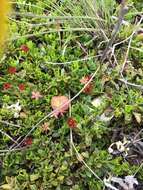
20, 44, 29, 53
23, 137, 33, 146
3, 83, 11, 90
67, 117, 76, 128
80, 75, 92, 84
80, 75, 93, 94
83, 83, 93, 94
8, 66, 16, 74
18, 83, 25, 91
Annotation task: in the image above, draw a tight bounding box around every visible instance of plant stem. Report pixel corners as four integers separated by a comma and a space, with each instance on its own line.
101, 0, 128, 62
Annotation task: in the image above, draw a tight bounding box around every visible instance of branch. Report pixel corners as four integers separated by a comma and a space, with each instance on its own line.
118, 79, 143, 92
101, 0, 128, 62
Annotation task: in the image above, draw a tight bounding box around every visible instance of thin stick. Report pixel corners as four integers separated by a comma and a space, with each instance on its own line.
70, 129, 103, 183
111, 34, 132, 57
133, 163, 143, 177
8, 28, 98, 42
118, 79, 143, 91
11, 12, 105, 21
68, 92, 73, 156
130, 46, 143, 53
0, 120, 21, 128
134, 129, 143, 141
8, 17, 67, 27
101, 0, 128, 62
0, 129, 18, 144
120, 17, 143, 74
43, 54, 101, 65
0, 146, 27, 153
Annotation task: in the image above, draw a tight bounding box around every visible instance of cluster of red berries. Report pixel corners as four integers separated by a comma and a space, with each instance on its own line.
20, 118, 76, 147
3, 66, 26, 91
3, 44, 29, 91
3, 82, 25, 91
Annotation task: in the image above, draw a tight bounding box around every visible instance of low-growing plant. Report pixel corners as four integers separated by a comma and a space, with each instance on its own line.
0, 0, 143, 189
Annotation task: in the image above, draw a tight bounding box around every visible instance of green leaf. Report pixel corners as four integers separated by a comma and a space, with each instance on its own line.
0, 184, 11, 190
30, 174, 40, 182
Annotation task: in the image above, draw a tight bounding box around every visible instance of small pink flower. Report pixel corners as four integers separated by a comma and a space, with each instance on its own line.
51, 96, 69, 118
31, 91, 42, 100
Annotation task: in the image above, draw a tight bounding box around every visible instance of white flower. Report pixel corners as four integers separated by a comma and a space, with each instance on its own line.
7, 100, 21, 111
13, 112, 20, 118
108, 146, 114, 154
104, 175, 139, 190
108, 138, 130, 156
125, 176, 138, 189
4, 100, 22, 118
91, 97, 102, 108
108, 141, 125, 154
104, 178, 118, 190
111, 177, 129, 189
99, 112, 114, 122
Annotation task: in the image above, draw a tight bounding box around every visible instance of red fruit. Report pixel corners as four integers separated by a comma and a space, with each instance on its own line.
18, 83, 25, 91
3, 83, 11, 90
83, 83, 93, 94
67, 117, 76, 128
8, 66, 16, 74
20, 44, 29, 53
51, 96, 69, 118
80, 75, 92, 84
23, 137, 33, 146
80, 75, 93, 94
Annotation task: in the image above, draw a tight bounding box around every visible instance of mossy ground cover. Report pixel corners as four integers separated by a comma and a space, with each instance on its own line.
0, 0, 143, 189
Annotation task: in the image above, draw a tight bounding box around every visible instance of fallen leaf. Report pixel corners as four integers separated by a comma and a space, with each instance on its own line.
20, 112, 27, 118
51, 96, 69, 118
133, 112, 141, 123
